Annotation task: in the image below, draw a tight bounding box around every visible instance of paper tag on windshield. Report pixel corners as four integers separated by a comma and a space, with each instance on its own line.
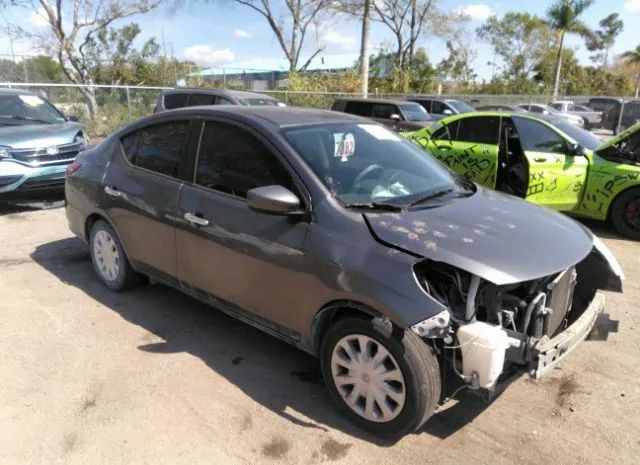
334, 132, 355, 161
358, 124, 400, 141
18, 95, 44, 107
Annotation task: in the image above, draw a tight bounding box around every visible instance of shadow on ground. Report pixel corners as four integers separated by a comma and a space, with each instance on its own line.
29, 236, 508, 445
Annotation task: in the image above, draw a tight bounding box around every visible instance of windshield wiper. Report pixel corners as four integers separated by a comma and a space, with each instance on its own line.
408, 188, 456, 207
0, 115, 51, 124
345, 202, 404, 211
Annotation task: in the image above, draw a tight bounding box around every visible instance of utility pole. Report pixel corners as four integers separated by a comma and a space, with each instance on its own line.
359, 0, 371, 97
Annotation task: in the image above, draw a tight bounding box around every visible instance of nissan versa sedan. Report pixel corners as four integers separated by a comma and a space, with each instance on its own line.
0, 88, 88, 198
403, 112, 640, 240
65, 107, 623, 437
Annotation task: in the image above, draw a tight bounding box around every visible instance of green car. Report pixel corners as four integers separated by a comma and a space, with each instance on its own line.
403, 112, 640, 240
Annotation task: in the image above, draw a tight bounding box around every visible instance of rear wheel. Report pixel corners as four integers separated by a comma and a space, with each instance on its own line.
320, 317, 440, 438
610, 187, 640, 241
89, 220, 141, 290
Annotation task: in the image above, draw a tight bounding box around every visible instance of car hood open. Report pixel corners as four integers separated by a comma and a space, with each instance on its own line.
0, 122, 82, 149
595, 122, 640, 153
365, 187, 595, 285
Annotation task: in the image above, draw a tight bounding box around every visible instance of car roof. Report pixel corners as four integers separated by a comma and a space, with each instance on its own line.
334, 97, 418, 105
161, 88, 277, 100
0, 88, 38, 96
146, 105, 369, 129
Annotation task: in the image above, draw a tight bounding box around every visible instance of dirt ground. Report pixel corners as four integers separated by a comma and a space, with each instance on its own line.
0, 201, 638, 465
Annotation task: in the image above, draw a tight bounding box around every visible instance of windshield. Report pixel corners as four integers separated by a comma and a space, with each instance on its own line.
399, 103, 430, 121
0, 94, 65, 124
284, 123, 468, 207
447, 100, 475, 113
553, 119, 603, 150
241, 97, 279, 106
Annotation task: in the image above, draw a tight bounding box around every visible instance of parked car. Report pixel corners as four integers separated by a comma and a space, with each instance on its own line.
475, 104, 528, 113
331, 98, 432, 130
407, 97, 476, 119
0, 88, 88, 198
517, 103, 585, 127
66, 106, 622, 437
154, 88, 283, 113
586, 97, 623, 132
403, 111, 640, 239
550, 101, 602, 130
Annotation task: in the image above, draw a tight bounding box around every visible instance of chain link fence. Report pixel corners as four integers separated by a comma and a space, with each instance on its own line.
1, 82, 638, 140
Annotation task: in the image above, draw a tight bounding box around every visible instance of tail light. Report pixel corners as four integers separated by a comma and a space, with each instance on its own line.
66, 161, 82, 176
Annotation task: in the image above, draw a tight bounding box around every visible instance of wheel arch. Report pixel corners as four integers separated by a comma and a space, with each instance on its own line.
310, 300, 403, 355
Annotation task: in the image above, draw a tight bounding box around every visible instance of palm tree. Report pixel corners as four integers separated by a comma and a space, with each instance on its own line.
546, 0, 595, 99
621, 44, 640, 98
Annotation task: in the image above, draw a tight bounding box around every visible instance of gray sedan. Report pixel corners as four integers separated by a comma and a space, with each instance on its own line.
65, 106, 622, 437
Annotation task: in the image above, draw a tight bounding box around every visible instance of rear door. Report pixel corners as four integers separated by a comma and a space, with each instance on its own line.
426, 116, 501, 188
175, 119, 311, 338
512, 116, 588, 211
101, 118, 195, 281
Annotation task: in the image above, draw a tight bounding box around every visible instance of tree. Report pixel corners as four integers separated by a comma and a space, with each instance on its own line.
587, 13, 624, 68
228, 0, 331, 72
84, 23, 160, 86
546, 0, 595, 99
436, 39, 477, 90
369, 46, 435, 93
621, 44, 640, 97
3, 0, 162, 116
358, 0, 371, 96
477, 12, 550, 93
373, 0, 435, 70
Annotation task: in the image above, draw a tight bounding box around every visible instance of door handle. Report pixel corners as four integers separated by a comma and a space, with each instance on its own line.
533, 157, 547, 162
184, 212, 209, 227
104, 186, 121, 197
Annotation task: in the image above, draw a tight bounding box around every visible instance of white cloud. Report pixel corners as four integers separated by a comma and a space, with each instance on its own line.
455, 3, 494, 20
182, 45, 235, 67
320, 30, 358, 51
233, 29, 251, 39
624, 0, 640, 13
28, 8, 49, 28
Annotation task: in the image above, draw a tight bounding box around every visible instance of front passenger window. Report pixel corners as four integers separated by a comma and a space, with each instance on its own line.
195, 121, 292, 198
121, 121, 189, 177
372, 104, 399, 119
513, 117, 568, 154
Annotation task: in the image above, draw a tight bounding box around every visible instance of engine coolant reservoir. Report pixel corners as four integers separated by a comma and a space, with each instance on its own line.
456, 322, 519, 389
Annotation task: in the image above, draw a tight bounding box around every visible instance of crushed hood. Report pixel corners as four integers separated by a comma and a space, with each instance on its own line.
365, 187, 594, 285
0, 122, 82, 149
595, 121, 640, 153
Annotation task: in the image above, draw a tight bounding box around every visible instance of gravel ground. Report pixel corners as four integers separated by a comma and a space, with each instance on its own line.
0, 202, 638, 465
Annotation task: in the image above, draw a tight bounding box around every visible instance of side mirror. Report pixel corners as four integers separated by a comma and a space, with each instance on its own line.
66, 115, 79, 122
442, 109, 453, 116
571, 143, 585, 157
390, 113, 401, 121
247, 185, 302, 215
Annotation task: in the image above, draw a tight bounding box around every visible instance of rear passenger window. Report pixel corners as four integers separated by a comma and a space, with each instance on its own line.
456, 117, 500, 145
344, 101, 372, 116
372, 104, 398, 119
163, 93, 188, 110
187, 93, 216, 106
121, 121, 189, 177
195, 121, 292, 198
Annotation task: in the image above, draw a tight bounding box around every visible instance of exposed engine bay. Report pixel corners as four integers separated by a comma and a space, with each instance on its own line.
412, 243, 623, 390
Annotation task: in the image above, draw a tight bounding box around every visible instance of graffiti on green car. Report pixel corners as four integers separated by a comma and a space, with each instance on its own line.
403, 113, 640, 239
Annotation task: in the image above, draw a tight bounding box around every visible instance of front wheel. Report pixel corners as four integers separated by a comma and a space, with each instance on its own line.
320, 317, 441, 438
610, 187, 640, 241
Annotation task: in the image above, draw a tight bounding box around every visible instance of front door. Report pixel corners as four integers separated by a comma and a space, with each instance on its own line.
175, 119, 311, 338
101, 119, 193, 280
425, 116, 501, 188
512, 116, 588, 211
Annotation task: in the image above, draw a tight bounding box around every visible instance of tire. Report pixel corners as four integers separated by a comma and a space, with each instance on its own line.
610, 187, 640, 241
89, 220, 141, 291
583, 121, 592, 131
320, 317, 441, 438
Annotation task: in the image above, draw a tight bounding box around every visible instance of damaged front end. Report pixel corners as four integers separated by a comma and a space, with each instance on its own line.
411, 239, 623, 391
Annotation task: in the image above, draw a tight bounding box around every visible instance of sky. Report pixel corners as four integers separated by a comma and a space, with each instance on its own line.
1, 0, 640, 81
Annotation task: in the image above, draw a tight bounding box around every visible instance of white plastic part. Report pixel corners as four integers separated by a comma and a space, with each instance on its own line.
456, 322, 519, 389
